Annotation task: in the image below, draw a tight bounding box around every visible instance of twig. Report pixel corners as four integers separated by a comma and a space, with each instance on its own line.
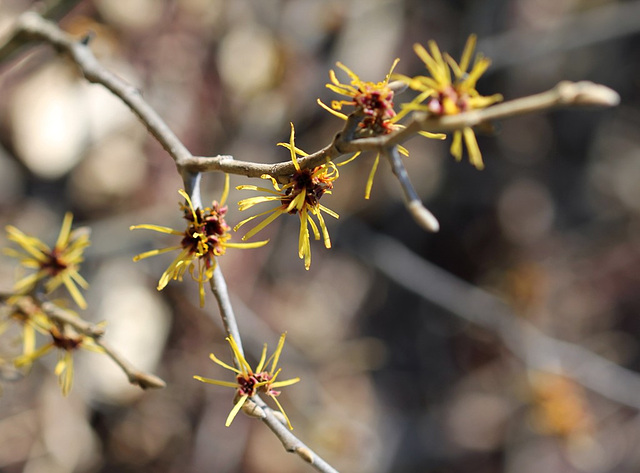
208, 258, 339, 473
3, 12, 193, 167
0, 0, 84, 64
0, 12, 341, 470
93, 338, 166, 389
257, 400, 340, 473
39, 300, 105, 338
343, 221, 640, 411
209, 265, 244, 357
8, 294, 105, 337
383, 146, 439, 232
338, 81, 619, 152
185, 81, 618, 177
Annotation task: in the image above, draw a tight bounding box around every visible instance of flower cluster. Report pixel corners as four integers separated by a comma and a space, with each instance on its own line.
319, 60, 445, 198
131, 181, 268, 306
194, 333, 300, 429
4, 212, 90, 309
319, 59, 401, 137
2, 214, 101, 395
396, 34, 503, 169
235, 124, 339, 270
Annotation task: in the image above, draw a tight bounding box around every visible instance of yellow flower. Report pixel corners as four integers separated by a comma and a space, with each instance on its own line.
320, 59, 401, 136
14, 323, 103, 396
235, 123, 339, 270
130, 178, 268, 307
396, 34, 503, 169
4, 213, 91, 309
194, 333, 300, 429
318, 60, 445, 198
528, 371, 594, 443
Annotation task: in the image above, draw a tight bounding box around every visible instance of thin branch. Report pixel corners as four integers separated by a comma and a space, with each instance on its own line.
207, 253, 340, 473
186, 81, 618, 177
257, 400, 340, 473
338, 80, 620, 152
93, 338, 167, 389
3, 12, 193, 167
0, 0, 85, 64
184, 144, 339, 178
5, 294, 104, 338
343, 221, 640, 411
39, 300, 105, 338
209, 264, 244, 357
383, 146, 439, 232
189, 175, 340, 473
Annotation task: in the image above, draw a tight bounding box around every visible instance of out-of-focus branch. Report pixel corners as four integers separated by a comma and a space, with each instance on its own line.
343, 221, 640, 411
0, 0, 84, 64
39, 300, 105, 338
479, 0, 640, 70
0, 12, 193, 167
92, 338, 166, 390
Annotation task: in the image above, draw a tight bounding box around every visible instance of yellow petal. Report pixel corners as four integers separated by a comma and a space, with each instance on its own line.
132, 245, 182, 262
317, 99, 348, 120
220, 173, 230, 207
270, 333, 286, 373
364, 154, 381, 200
463, 127, 484, 169
129, 224, 182, 235
269, 394, 294, 430
208, 353, 241, 374
255, 343, 268, 373
271, 377, 301, 388
55, 212, 74, 249
193, 375, 239, 388
450, 130, 463, 161
224, 239, 269, 249
225, 394, 249, 427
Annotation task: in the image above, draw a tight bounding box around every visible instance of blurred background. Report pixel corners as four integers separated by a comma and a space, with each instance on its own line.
1, 0, 639, 472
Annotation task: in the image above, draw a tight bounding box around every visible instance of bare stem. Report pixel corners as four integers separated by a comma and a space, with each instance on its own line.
93, 338, 166, 389
3, 12, 193, 167
257, 399, 340, 473
39, 300, 105, 338
209, 264, 244, 358
194, 175, 340, 472
383, 146, 439, 232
